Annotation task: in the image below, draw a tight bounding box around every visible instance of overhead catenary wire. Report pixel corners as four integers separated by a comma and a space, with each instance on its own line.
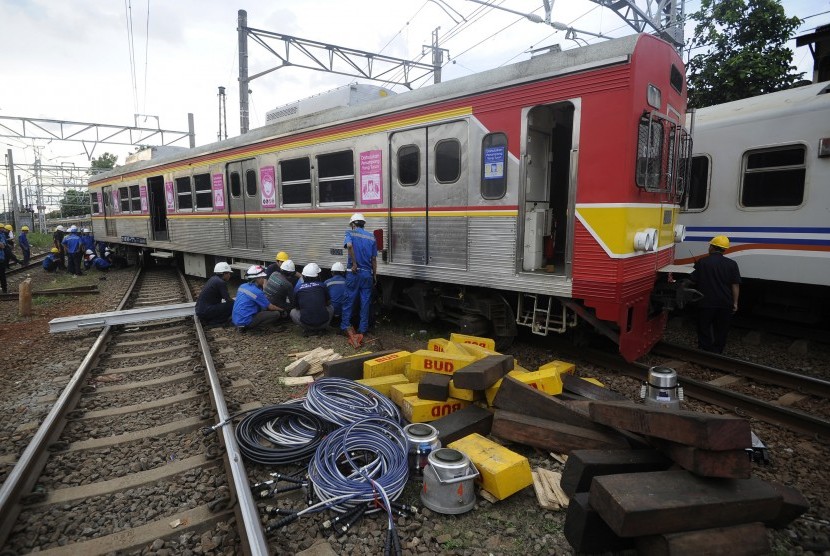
123, 0, 139, 116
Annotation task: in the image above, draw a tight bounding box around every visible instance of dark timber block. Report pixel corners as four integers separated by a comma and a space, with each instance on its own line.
589, 470, 783, 537
451, 355, 510, 390
431, 404, 493, 446
764, 481, 809, 529
491, 410, 630, 453
288, 360, 311, 377
561, 374, 629, 401
418, 372, 452, 401
588, 400, 752, 451
651, 439, 751, 479
637, 522, 770, 556
564, 492, 636, 553
560, 449, 673, 497
323, 350, 397, 380
494, 375, 605, 430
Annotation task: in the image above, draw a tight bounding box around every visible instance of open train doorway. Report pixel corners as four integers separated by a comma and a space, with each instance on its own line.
147, 176, 168, 241
521, 102, 574, 276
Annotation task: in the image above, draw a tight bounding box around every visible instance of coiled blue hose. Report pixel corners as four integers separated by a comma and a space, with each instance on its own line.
303, 377, 401, 426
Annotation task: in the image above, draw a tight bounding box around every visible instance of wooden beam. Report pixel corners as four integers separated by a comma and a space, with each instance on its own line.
560, 449, 672, 497
322, 350, 396, 380
650, 439, 751, 479
564, 492, 635, 553
637, 522, 770, 556
430, 404, 493, 445
561, 374, 628, 401
491, 410, 629, 453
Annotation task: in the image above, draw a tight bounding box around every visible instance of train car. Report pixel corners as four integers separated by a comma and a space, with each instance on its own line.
676, 81, 830, 323
88, 33, 691, 360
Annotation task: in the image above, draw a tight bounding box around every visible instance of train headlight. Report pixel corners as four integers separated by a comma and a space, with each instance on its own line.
674, 224, 686, 242
647, 84, 662, 110
634, 228, 658, 252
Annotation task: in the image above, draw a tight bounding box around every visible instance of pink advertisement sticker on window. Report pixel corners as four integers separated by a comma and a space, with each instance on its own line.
260, 166, 276, 208
139, 185, 148, 213
164, 181, 175, 213
212, 174, 226, 210
360, 150, 383, 205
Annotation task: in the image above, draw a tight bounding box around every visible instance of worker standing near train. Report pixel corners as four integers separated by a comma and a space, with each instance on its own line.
62, 225, 84, 276
690, 235, 741, 354
340, 213, 377, 342
43, 248, 60, 273
81, 228, 95, 254
18, 226, 31, 265
3, 225, 19, 266
0, 230, 6, 293
232, 265, 284, 331
291, 262, 333, 334
53, 225, 66, 270
196, 262, 235, 326
325, 262, 347, 323
265, 251, 289, 279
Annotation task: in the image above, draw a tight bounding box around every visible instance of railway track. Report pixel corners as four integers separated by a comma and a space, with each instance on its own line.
572, 343, 830, 442
0, 267, 268, 555
5, 253, 47, 277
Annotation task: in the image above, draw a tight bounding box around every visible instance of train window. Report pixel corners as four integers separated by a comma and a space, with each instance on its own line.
683, 155, 710, 211
670, 65, 683, 94
176, 177, 193, 210
280, 157, 312, 206
481, 132, 507, 200
129, 185, 141, 212
230, 172, 242, 198
636, 114, 664, 191
90, 193, 100, 214
435, 140, 460, 183
398, 145, 419, 185
245, 169, 258, 197
317, 150, 355, 205
194, 173, 213, 209
741, 145, 806, 207
119, 186, 130, 213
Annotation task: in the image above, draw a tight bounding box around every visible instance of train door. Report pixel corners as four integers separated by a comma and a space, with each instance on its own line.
147, 176, 168, 240
522, 102, 574, 275
227, 159, 262, 250
388, 121, 468, 267
102, 185, 116, 237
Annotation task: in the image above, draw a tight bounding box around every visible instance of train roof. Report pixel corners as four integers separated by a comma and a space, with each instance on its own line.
91, 33, 662, 184
693, 81, 830, 129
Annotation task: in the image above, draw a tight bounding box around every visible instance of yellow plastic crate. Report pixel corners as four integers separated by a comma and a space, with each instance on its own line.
363, 351, 412, 379
356, 374, 409, 397
537, 359, 576, 375
401, 396, 470, 423
580, 377, 605, 387
390, 381, 420, 407
448, 380, 481, 402
410, 350, 475, 376
449, 333, 496, 351
448, 433, 533, 500
484, 369, 528, 406
427, 338, 449, 352
456, 342, 501, 361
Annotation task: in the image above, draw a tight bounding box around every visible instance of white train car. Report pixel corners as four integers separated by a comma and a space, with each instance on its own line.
676, 81, 830, 321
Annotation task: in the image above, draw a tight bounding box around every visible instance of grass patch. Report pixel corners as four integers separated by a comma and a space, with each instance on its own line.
41, 272, 101, 290
26, 232, 54, 250
442, 538, 464, 550
33, 294, 68, 307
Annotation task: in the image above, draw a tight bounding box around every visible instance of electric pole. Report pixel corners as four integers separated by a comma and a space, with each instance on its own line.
423, 27, 449, 84
218, 86, 228, 141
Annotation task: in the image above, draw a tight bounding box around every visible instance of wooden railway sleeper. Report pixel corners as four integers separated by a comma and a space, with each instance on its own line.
47, 441, 69, 452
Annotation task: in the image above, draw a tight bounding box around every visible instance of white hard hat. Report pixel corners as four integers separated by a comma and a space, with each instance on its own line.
56, 225, 65, 232
214, 262, 232, 274
302, 262, 320, 278
245, 265, 267, 279
349, 213, 366, 224
68, 225, 78, 232
281, 259, 295, 273
85, 249, 94, 255
331, 262, 345, 272
82, 227, 90, 233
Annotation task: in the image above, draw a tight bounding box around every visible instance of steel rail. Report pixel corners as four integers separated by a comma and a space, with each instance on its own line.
177, 270, 269, 556
653, 341, 830, 399
0, 266, 142, 547
580, 348, 830, 442
6, 253, 48, 276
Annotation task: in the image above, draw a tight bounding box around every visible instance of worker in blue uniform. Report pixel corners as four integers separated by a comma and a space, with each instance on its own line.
61, 225, 84, 276
3, 225, 19, 266
43, 248, 60, 273
690, 235, 742, 354
340, 213, 377, 339
232, 265, 283, 331
291, 262, 333, 334
265, 251, 289, 279
19, 226, 31, 265
196, 262, 235, 326
84, 250, 112, 272
325, 262, 347, 322
0, 231, 6, 293
81, 228, 95, 254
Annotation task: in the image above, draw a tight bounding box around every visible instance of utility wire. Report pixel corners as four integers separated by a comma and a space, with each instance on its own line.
124, 0, 139, 116
142, 0, 150, 115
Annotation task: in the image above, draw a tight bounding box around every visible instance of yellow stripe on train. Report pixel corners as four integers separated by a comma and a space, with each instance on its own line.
576, 204, 678, 256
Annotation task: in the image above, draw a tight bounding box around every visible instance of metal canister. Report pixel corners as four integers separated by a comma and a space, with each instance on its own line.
420, 448, 479, 515
404, 423, 441, 477
641, 366, 683, 409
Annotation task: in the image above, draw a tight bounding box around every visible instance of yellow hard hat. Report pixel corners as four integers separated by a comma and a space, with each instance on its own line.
4, 224, 11, 230
21, 226, 29, 231
710, 235, 730, 249
275, 251, 289, 262
51, 247, 59, 254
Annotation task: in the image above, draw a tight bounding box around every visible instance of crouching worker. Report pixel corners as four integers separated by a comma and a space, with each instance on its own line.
325, 262, 347, 323
291, 262, 333, 335
43, 247, 60, 273
232, 265, 284, 331
84, 250, 112, 272
196, 262, 234, 326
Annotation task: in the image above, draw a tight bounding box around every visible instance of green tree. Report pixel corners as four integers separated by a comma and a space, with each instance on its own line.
686, 0, 803, 108
89, 152, 118, 175
58, 189, 91, 217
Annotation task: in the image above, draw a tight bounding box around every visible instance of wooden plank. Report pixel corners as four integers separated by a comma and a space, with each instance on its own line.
765, 481, 809, 529
288, 360, 311, 377
531, 470, 560, 510
637, 522, 770, 556
322, 350, 396, 380
418, 372, 452, 401
709, 375, 745, 387
491, 410, 630, 453
776, 392, 808, 406
451, 355, 510, 390
564, 492, 636, 553
279, 376, 315, 386
537, 468, 569, 508
588, 400, 752, 451
589, 470, 783, 537
561, 374, 628, 401
560, 449, 672, 497
651, 439, 751, 479
430, 404, 493, 446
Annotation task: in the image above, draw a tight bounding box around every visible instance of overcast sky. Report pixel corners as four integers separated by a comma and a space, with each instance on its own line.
1, 0, 827, 184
